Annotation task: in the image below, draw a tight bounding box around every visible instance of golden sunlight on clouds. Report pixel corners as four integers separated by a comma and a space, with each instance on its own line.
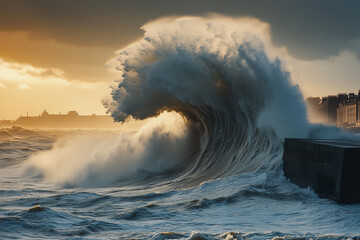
0, 59, 112, 119
0, 58, 68, 87
0, 31, 114, 83
17, 83, 30, 90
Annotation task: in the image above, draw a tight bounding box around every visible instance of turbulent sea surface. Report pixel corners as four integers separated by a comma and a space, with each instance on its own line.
2, 16, 360, 239
0, 126, 360, 240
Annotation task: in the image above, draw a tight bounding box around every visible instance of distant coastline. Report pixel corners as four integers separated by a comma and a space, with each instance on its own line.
0, 110, 121, 129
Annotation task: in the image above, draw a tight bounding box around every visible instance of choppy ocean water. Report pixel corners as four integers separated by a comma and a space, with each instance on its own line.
0, 126, 360, 240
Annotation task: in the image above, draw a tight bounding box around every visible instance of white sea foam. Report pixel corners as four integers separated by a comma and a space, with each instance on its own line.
25, 16, 359, 187
24, 112, 197, 187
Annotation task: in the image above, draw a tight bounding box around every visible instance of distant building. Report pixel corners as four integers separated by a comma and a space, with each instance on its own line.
4, 110, 120, 129
337, 103, 346, 127
308, 90, 360, 128
337, 93, 348, 103
336, 91, 360, 127
347, 100, 358, 126
307, 95, 342, 125
320, 95, 341, 124
0, 120, 14, 127
306, 97, 321, 111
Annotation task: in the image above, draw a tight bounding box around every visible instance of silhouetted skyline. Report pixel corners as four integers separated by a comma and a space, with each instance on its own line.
0, 110, 120, 129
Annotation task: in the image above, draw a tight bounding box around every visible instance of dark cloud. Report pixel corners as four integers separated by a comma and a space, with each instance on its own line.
0, 0, 359, 61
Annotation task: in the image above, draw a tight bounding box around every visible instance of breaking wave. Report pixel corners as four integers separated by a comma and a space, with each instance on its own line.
24, 16, 357, 187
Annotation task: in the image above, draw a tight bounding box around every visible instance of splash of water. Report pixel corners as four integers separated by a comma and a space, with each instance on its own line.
25, 112, 198, 187
25, 16, 358, 187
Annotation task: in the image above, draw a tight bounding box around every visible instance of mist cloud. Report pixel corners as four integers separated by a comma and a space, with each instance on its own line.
25, 112, 197, 187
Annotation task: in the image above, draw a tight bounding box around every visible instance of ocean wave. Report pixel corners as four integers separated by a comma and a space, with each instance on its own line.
24, 16, 359, 189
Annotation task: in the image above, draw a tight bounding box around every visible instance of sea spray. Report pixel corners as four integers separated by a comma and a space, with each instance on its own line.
25, 16, 359, 187
25, 112, 198, 187
105, 16, 310, 139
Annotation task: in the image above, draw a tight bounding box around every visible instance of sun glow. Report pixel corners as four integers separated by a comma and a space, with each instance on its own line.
0, 58, 111, 119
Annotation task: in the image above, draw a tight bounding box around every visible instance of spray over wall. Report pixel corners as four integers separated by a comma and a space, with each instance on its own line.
25, 16, 357, 187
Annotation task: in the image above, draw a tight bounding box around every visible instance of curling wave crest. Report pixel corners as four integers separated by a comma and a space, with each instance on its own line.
25, 16, 358, 187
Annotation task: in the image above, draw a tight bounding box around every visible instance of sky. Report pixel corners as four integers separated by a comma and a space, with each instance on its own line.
1, 0, 360, 119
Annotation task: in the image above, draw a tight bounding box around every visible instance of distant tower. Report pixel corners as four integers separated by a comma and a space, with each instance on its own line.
41, 109, 50, 117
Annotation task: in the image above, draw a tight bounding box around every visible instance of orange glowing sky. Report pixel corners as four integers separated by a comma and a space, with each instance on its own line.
1, 0, 360, 119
